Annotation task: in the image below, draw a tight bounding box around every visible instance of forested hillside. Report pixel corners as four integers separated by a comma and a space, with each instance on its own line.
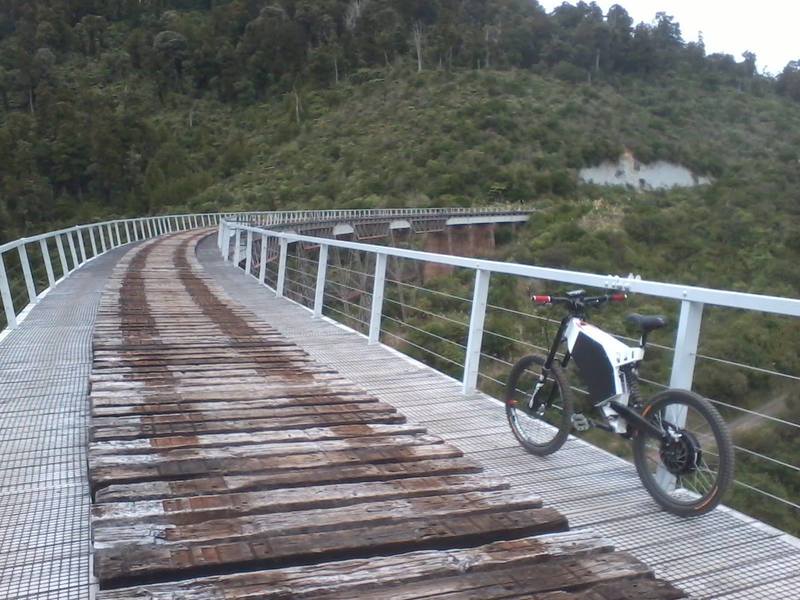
1, 0, 799, 245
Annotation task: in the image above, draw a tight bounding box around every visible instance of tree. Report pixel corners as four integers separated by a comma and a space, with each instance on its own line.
412, 21, 424, 72
152, 30, 189, 100
77, 15, 108, 56
777, 60, 800, 102
606, 4, 632, 71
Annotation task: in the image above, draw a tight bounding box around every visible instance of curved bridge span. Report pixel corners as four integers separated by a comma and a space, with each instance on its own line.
0, 211, 798, 599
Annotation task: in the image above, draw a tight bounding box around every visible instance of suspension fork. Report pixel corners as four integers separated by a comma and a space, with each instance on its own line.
530, 316, 572, 409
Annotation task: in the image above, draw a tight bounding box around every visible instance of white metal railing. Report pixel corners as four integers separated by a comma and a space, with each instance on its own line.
0, 207, 527, 335
220, 216, 800, 525
220, 220, 800, 391
0, 212, 242, 333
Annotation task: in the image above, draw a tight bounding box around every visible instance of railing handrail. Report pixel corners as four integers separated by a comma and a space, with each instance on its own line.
0, 207, 529, 335
227, 222, 800, 318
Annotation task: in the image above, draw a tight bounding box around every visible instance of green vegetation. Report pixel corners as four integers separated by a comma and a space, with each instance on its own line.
2, 0, 799, 240
1, 1, 798, 534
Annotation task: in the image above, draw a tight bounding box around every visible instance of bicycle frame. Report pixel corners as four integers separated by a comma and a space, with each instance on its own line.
543, 314, 644, 434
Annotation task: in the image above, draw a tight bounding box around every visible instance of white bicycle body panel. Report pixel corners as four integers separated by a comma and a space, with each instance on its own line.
564, 318, 644, 433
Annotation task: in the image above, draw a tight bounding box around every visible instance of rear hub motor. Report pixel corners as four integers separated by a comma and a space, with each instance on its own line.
660, 430, 702, 476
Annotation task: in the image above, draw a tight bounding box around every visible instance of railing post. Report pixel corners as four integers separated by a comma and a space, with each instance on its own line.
218, 220, 224, 251
124, 221, 131, 243
233, 228, 242, 266
368, 253, 387, 343
18, 243, 37, 304
114, 222, 122, 245
40, 239, 55, 287
258, 233, 269, 283
67, 231, 79, 267
222, 224, 231, 261
106, 224, 114, 248
276, 238, 288, 297
77, 229, 87, 263
463, 269, 491, 394
0, 254, 17, 328
656, 299, 705, 491
55, 234, 69, 275
89, 227, 98, 256
245, 230, 254, 276
313, 244, 329, 319
99, 226, 107, 252
669, 300, 704, 390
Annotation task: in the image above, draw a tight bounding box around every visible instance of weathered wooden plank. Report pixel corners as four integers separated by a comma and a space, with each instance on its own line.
90, 401, 400, 430
91, 411, 408, 441
89, 365, 336, 383
90, 423, 427, 455
94, 532, 609, 598
90, 388, 366, 408
91, 393, 382, 417
90, 433, 445, 470
92, 355, 314, 369
94, 456, 484, 502
96, 534, 686, 599
89, 369, 341, 383
94, 504, 568, 585
90, 442, 463, 491
92, 474, 514, 526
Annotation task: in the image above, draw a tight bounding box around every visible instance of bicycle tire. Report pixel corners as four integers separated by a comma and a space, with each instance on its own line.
505, 354, 574, 455
633, 389, 734, 516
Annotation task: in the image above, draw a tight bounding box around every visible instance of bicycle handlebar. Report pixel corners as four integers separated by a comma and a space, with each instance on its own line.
531, 292, 627, 309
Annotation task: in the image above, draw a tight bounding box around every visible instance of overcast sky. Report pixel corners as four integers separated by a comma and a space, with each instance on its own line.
537, 1, 799, 75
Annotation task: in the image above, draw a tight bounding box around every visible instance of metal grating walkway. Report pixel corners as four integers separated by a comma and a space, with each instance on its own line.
197, 235, 800, 600
0, 247, 129, 600
1, 230, 798, 599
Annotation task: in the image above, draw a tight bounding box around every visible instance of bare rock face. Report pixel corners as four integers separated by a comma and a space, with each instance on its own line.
579, 151, 712, 191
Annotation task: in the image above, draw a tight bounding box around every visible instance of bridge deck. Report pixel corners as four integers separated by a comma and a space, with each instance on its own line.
0, 230, 796, 598
197, 235, 800, 599
86, 231, 679, 598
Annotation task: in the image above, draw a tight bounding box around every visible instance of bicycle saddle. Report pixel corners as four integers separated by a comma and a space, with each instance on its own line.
626, 313, 667, 332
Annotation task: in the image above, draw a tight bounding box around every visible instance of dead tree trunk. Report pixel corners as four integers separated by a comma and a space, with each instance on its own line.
412, 22, 424, 73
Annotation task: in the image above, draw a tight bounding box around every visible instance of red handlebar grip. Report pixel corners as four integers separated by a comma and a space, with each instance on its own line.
610, 293, 627, 302
532, 295, 551, 304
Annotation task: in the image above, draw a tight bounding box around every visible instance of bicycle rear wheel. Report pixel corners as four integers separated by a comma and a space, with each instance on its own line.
633, 389, 734, 516
505, 354, 574, 456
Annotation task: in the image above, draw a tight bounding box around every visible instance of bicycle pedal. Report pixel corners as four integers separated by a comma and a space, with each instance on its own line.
572, 413, 591, 432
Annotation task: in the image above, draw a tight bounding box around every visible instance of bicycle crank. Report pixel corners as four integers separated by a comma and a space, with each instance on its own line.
571, 413, 591, 432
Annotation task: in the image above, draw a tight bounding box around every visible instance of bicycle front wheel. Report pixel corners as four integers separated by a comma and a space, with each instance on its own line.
505, 354, 574, 456
633, 389, 734, 516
